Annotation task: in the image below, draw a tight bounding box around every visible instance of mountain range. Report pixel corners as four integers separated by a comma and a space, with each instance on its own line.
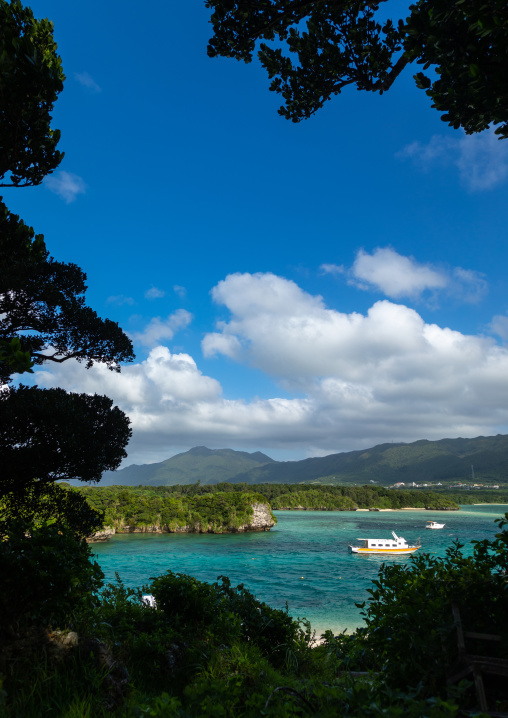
99, 434, 508, 487
99, 446, 275, 486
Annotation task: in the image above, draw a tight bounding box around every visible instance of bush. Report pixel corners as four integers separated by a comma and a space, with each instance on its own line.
355, 513, 508, 695
0, 519, 103, 632
213, 575, 308, 667
149, 570, 308, 668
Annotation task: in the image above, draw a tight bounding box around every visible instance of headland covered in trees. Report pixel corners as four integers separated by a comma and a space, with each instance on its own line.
75, 483, 461, 540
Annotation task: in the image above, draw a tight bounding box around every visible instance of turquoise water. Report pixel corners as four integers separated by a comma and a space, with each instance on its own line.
91, 505, 507, 637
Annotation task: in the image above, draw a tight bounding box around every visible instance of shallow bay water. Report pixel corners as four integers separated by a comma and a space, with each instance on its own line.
92, 505, 507, 637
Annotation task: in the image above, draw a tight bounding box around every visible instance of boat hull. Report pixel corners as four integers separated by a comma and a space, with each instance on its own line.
350, 547, 419, 554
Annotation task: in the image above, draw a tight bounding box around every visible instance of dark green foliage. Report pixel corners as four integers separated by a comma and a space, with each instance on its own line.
206, 0, 508, 138
405, 0, 508, 136
0, 336, 33, 377
207, 0, 405, 118
268, 484, 459, 509
151, 571, 226, 626
0, 197, 134, 537
0, 0, 65, 186
268, 485, 459, 510
214, 575, 307, 665
0, 385, 131, 491
149, 570, 309, 670
1, 564, 466, 717
0, 519, 103, 632
79, 483, 458, 532
80, 486, 273, 533
1, 482, 104, 538
452, 489, 508, 503
0, 384, 130, 538
93, 576, 183, 695
271, 489, 358, 510
353, 513, 508, 697
5, 509, 508, 717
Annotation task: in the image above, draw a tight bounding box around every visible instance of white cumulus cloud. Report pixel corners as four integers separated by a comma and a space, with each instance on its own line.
44, 171, 86, 203
129, 309, 192, 348
350, 247, 447, 299
31, 272, 508, 465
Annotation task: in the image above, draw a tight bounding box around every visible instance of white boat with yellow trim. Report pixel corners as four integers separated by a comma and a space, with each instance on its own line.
348, 531, 420, 555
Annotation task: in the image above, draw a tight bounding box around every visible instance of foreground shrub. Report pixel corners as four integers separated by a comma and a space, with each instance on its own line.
6, 514, 508, 715
0, 519, 103, 633
150, 570, 309, 669
355, 513, 508, 697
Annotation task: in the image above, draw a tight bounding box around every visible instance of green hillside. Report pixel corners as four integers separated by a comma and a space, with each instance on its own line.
232, 434, 508, 485
100, 446, 275, 486
97, 435, 508, 487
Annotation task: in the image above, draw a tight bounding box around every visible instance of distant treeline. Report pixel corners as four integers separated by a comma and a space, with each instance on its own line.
430, 488, 508, 504
76, 483, 459, 529
258, 484, 458, 510
75, 486, 271, 533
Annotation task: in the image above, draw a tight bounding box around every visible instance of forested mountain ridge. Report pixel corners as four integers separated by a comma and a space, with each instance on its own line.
101, 435, 508, 486
231, 434, 508, 485
99, 446, 275, 486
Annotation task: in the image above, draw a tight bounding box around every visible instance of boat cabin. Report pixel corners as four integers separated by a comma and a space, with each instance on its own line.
355, 532, 408, 549
349, 531, 419, 554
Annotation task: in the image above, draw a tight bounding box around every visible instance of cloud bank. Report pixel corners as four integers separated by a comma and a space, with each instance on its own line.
34, 272, 508, 465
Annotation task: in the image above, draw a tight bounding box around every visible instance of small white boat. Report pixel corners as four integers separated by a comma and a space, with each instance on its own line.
425, 520, 445, 529
348, 531, 420, 555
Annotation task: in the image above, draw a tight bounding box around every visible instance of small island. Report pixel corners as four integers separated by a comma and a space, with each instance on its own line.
76, 487, 277, 541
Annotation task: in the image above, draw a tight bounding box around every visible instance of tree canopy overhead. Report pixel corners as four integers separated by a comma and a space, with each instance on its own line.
0, 199, 135, 385
0, 385, 131, 494
0, 0, 64, 186
206, 0, 508, 138
0, 1, 134, 538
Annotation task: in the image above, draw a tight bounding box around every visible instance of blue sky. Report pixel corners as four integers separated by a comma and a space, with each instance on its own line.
7, 1, 508, 466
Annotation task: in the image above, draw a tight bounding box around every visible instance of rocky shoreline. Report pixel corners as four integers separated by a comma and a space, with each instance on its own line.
88, 502, 275, 542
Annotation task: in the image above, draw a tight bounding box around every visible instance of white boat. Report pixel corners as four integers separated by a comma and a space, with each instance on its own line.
425, 520, 445, 529
348, 531, 420, 555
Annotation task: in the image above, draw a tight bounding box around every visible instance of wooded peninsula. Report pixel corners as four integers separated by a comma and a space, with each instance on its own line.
73, 483, 462, 536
